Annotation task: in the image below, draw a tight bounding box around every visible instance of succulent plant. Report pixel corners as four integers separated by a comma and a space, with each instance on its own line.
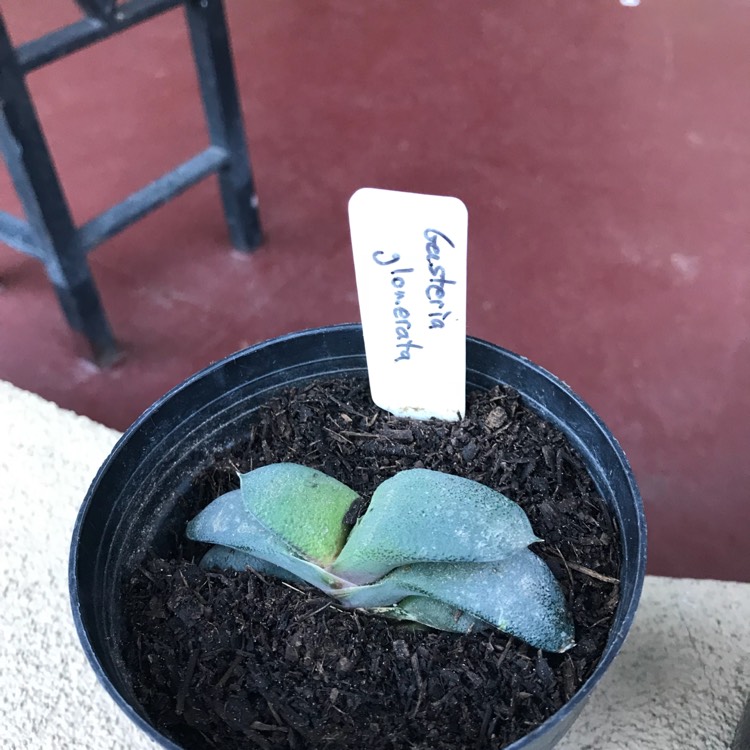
186, 464, 575, 652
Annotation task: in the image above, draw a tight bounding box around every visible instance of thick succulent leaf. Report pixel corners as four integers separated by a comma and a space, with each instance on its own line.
186, 489, 342, 591
241, 464, 359, 565
376, 596, 487, 633
199, 545, 307, 586
331, 469, 541, 583
337, 550, 575, 652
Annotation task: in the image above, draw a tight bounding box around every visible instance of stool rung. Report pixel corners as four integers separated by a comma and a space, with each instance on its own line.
0, 211, 41, 259
17, 0, 183, 73
78, 145, 229, 253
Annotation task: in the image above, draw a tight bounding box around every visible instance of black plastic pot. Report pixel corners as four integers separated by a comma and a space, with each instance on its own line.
70, 323, 646, 750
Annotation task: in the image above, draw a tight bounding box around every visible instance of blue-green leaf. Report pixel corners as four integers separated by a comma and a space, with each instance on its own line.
185, 488, 342, 591
199, 545, 307, 586
337, 550, 575, 652
241, 464, 359, 565
331, 469, 541, 583
376, 596, 487, 633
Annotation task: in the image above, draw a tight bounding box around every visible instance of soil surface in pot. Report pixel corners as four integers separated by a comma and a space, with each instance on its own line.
123, 378, 621, 750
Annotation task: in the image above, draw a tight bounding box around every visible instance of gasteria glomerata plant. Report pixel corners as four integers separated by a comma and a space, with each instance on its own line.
186, 464, 575, 652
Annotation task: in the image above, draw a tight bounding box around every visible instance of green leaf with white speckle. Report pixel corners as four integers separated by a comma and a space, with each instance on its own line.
185, 488, 341, 591
241, 463, 359, 565
331, 469, 540, 584
338, 549, 575, 652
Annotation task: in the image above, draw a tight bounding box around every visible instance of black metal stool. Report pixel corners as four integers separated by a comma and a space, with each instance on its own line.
0, 0, 262, 364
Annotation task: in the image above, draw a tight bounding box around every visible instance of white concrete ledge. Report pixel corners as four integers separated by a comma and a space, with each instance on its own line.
1, 380, 747, 749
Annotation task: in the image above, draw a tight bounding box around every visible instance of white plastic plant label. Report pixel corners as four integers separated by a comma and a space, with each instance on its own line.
348, 187, 468, 421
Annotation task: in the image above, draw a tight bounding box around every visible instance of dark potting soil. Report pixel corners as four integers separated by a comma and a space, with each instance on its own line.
122, 378, 621, 750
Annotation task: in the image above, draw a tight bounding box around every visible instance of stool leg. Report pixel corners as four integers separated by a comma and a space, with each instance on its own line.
0, 15, 119, 365
185, 0, 263, 251
50, 273, 121, 366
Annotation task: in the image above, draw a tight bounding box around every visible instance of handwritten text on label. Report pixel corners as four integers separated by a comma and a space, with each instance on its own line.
371, 225, 456, 362
424, 228, 456, 329
372, 251, 423, 361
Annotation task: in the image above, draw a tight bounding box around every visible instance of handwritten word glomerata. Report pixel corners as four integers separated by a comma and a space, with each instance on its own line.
371, 250, 424, 362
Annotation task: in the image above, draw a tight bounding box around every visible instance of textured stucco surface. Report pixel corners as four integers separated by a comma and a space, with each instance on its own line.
1, 379, 747, 749
557, 577, 749, 750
